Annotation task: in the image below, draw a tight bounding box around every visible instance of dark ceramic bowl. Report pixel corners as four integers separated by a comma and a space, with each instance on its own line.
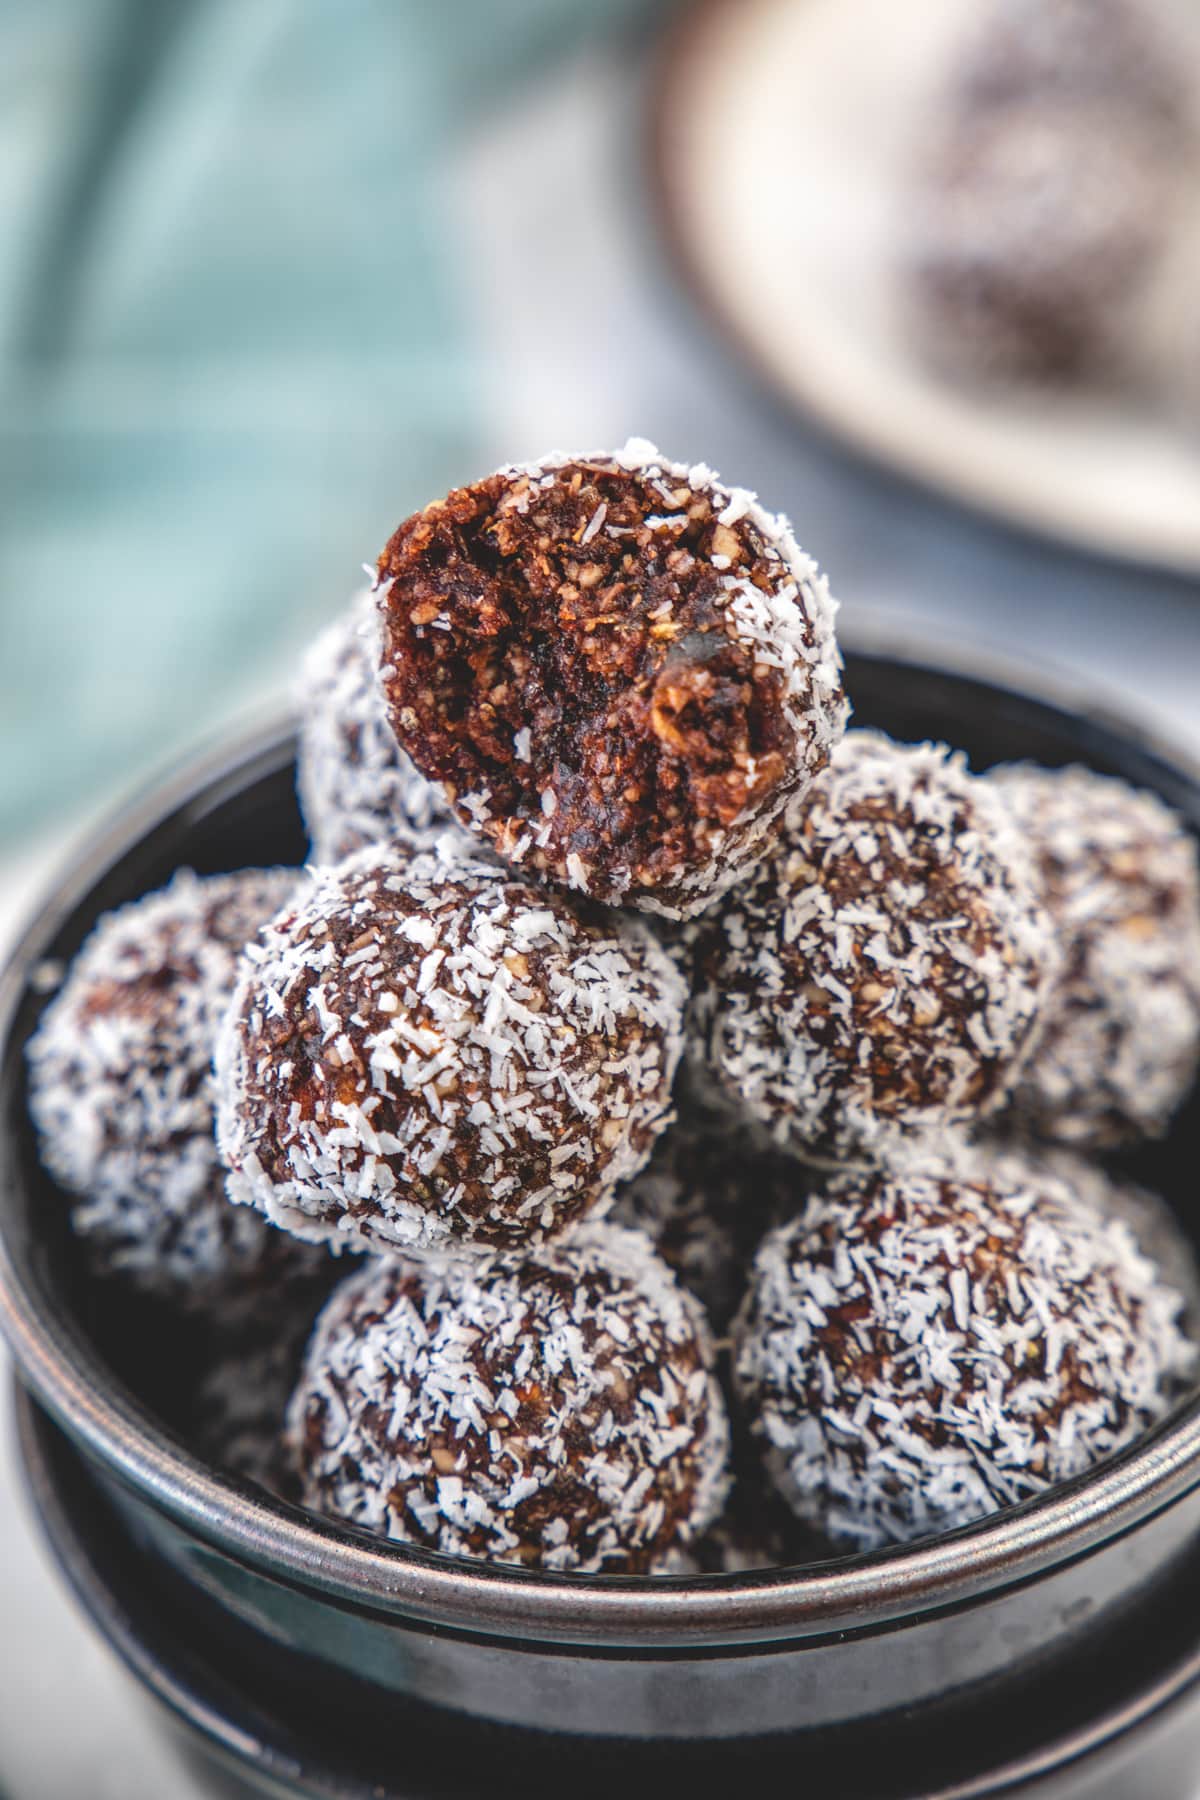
17, 1383, 1200, 1800
2, 644, 1200, 1757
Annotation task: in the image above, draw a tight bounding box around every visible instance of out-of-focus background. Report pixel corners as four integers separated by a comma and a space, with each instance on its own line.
1, 0, 1199, 1792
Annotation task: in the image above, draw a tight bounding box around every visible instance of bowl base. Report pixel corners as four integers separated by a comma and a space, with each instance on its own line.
17, 1385, 1200, 1800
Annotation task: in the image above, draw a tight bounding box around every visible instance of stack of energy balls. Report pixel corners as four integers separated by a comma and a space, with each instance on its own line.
27, 441, 1200, 1572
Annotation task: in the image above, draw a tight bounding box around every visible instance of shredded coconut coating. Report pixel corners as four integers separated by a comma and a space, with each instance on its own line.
1016, 1146, 1200, 1328
690, 733, 1058, 1165
612, 1101, 807, 1329
214, 844, 688, 1254
906, 101, 1175, 384
734, 1146, 1196, 1551
991, 763, 1200, 1147
374, 439, 847, 918
296, 590, 485, 867
285, 1223, 731, 1573
26, 867, 305, 1302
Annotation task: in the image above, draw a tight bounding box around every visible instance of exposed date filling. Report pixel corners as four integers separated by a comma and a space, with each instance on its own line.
375, 447, 842, 908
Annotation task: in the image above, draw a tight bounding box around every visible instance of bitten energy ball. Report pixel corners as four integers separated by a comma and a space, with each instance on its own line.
296, 590, 481, 866
285, 1223, 731, 1573
215, 844, 687, 1254
374, 439, 846, 918
26, 867, 303, 1302
612, 1103, 805, 1329
906, 103, 1175, 384
733, 1151, 1196, 1550
691, 733, 1056, 1164
991, 763, 1200, 1147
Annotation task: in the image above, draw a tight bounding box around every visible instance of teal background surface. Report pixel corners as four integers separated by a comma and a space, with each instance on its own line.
0, 0, 652, 843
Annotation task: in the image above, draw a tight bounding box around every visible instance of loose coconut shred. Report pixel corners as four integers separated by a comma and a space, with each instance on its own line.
374, 439, 847, 918
296, 589, 482, 867
690, 733, 1058, 1164
26, 867, 304, 1301
734, 1148, 1197, 1550
991, 763, 1200, 1147
214, 844, 687, 1254
285, 1222, 731, 1574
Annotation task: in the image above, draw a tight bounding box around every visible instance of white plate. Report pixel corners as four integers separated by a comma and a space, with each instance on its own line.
653, 0, 1200, 574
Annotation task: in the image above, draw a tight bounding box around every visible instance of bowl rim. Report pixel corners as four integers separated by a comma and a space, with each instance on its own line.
3, 635, 1200, 1652
17, 1381, 1200, 1800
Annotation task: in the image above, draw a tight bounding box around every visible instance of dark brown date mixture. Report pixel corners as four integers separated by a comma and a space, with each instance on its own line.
374, 441, 845, 918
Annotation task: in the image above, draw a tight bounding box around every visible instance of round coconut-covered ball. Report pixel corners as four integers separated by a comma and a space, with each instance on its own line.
26, 867, 305, 1303
1018, 1146, 1200, 1329
690, 732, 1057, 1165
611, 1101, 806, 1329
905, 101, 1175, 385
373, 439, 847, 919
186, 1240, 346, 1494
296, 590, 483, 867
215, 843, 687, 1255
954, 0, 1192, 131
733, 1148, 1196, 1550
285, 1222, 731, 1574
991, 763, 1200, 1147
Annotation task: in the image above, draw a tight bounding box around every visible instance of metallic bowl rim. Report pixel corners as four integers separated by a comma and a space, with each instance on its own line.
17, 1381, 1200, 1800
3, 633, 1200, 1651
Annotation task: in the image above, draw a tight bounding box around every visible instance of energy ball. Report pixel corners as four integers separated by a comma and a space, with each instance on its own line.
690, 733, 1056, 1165
374, 439, 847, 918
187, 1243, 345, 1494
285, 1223, 731, 1574
733, 1150, 1196, 1550
906, 103, 1175, 385
991, 763, 1200, 1147
296, 590, 482, 867
612, 1103, 806, 1329
215, 844, 687, 1255
955, 0, 1192, 132
1025, 1148, 1200, 1328
26, 867, 303, 1303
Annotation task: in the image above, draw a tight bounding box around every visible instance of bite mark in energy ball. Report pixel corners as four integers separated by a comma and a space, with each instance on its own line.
991, 763, 1200, 1148
285, 1223, 731, 1573
374, 440, 847, 918
215, 844, 687, 1254
733, 1149, 1196, 1551
296, 590, 483, 867
26, 867, 304, 1303
690, 733, 1057, 1165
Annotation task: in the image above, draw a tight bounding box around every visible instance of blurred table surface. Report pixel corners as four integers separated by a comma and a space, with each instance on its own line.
1, 26, 1199, 1800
